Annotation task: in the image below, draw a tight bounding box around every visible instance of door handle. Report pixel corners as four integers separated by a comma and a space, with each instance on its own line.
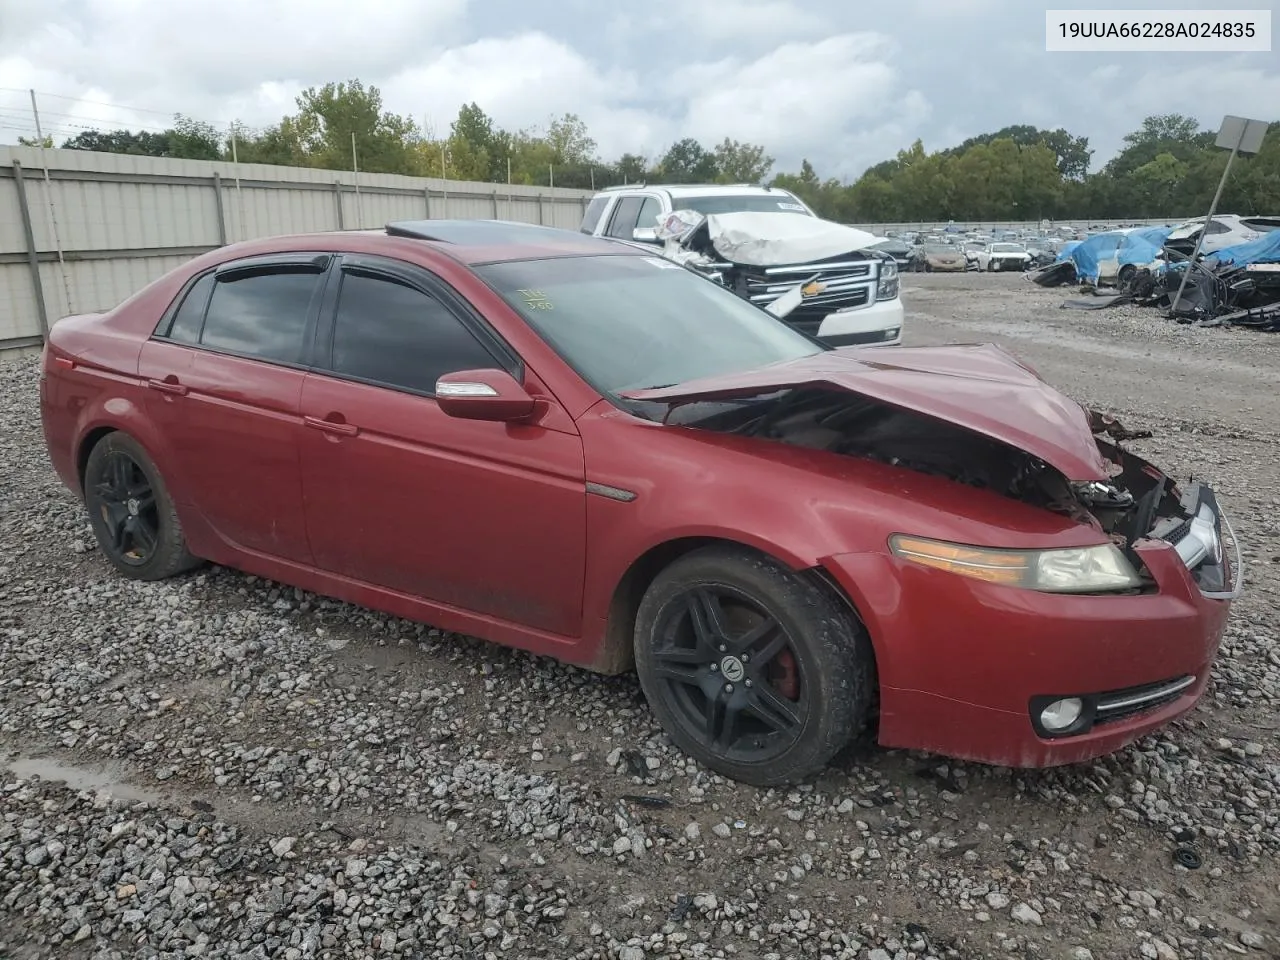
146, 377, 188, 396
304, 415, 359, 437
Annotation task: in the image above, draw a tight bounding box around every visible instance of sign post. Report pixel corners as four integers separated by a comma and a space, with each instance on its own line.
1170, 115, 1269, 315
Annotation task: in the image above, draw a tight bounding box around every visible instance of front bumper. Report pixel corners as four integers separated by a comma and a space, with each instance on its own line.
815, 298, 904, 347
989, 258, 1031, 272
824, 498, 1239, 767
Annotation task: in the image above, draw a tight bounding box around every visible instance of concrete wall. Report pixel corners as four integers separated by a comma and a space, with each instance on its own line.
0, 147, 594, 353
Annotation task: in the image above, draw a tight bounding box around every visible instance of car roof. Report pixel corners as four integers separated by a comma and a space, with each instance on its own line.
194, 222, 645, 271
383, 219, 638, 264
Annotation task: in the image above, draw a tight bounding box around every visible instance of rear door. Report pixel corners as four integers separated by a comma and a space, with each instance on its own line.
297, 255, 587, 636
138, 254, 329, 562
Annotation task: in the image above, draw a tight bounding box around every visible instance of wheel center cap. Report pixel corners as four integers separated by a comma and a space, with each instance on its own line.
126, 498, 140, 516
719, 656, 745, 682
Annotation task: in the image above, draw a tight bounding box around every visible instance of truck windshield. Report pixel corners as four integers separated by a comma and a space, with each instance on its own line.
476, 254, 823, 396
673, 195, 813, 216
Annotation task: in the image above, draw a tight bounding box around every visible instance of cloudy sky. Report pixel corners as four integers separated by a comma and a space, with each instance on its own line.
0, 0, 1276, 180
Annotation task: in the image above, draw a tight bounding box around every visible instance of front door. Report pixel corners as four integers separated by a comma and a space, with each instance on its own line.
138, 256, 328, 563
298, 257, 587, 637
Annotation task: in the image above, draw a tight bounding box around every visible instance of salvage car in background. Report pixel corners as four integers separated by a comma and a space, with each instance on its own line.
582, 184, 902, 346
41, 220, 1239, 786
976, 242, 1033, 272
867, 237, 914, 271
913, 241, 967, 272
1164, 214, 1280, 258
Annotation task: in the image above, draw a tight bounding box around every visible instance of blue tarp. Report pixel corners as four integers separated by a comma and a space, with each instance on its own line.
1207, 230, 1280, 267
1059, 227, 1171, 282
1054, 240, 1082, 262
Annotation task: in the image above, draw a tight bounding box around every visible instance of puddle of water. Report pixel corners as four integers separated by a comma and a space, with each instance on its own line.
6, 757, 163, 803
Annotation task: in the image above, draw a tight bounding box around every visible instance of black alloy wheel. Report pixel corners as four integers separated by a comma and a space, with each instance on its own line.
650, 584, 807, 764
91, 449, 159, 566
635, 546, 874, 786
83, 432, 201, 581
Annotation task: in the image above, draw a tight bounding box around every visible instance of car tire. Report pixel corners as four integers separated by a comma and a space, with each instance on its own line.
83, 432, 201, 581
633, 545, 874, 786
1117, 265, 1136, 289
987, 260, 997, 272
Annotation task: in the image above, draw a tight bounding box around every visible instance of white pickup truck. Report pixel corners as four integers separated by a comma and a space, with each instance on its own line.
579, 184, 904, 347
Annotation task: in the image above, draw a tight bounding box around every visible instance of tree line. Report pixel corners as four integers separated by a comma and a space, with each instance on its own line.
18, 79, 1279, 222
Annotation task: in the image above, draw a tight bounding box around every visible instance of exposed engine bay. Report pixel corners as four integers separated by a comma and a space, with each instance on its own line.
667, 387, 1189, 550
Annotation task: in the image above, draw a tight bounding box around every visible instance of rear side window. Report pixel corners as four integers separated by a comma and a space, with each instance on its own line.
580, 196, 609, 234
200, 267, 321, 363
165, 273, 215, 343
329, 271, 499, 395
605, 197, 644, 239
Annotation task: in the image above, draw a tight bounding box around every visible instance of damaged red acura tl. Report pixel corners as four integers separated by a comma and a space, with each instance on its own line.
40, 221, 1241, 785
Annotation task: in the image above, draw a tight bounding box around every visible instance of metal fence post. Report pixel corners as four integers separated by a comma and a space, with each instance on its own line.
212, 173, 228, 246
490, 191, 499, 219
333, 181, 345, 230
12, 161, 50, 338
536, 194, 544, 225
423, 186, 431, 219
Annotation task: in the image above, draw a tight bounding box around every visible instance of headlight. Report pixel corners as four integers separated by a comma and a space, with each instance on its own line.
876, 258, 899, 301
888, 535, 1142, 593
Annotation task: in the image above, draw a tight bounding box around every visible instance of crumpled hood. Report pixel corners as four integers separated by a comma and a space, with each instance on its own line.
624, 344, 1113, 482
705, 212, 882, 266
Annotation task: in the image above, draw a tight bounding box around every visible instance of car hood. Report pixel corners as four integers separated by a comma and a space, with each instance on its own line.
705, 212, 881, 266
623, 344, 1112, 482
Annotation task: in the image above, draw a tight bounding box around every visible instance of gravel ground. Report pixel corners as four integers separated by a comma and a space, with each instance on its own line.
2, 273, 1277, 959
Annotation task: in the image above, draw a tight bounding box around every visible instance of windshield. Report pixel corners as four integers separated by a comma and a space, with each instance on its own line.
924, 243, 955, 254
672, 194, 812, 216
477, 255, 824, 395
992, 243, 1024, 252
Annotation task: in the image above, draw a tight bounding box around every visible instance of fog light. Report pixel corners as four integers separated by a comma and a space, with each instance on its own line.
1039, 697, 1084, 732
883, 327, 900, 340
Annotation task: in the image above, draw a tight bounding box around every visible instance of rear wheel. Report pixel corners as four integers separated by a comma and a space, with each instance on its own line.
987, 259, 997, 272
634, 546, 874, 786
83, 432, 201, 581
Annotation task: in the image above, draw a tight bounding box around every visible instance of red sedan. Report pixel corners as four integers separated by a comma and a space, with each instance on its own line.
39, 221, 1240, 785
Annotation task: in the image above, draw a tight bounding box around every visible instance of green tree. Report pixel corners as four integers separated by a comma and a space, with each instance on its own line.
61, 128, 171, 156
658, 138, 717, 182
17, 134, 53, 147
1129, 152, 1189, 217
947, 124, 1091, 180
289, 79, 419, 173
167, 115, 222, 161
545, 114, 596, 165
616, 153, 649, 183
713, 138, 773, 183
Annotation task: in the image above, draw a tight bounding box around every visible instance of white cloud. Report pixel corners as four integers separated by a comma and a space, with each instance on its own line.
654, 0, 827, 41
0, 0, 1275, 180
671, 35, 923, 177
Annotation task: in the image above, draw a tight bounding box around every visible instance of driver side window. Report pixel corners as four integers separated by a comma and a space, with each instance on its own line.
329, 270, 501, 395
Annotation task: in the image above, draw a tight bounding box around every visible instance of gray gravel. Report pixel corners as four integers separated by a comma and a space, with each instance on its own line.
2, 273, 1278, 958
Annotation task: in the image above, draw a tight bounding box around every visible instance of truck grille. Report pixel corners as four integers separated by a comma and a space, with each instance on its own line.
743, 258, 878, 334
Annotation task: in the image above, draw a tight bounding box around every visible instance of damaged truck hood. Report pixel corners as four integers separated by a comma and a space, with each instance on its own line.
704, 212, 881, 265
624, 344, 1113, 482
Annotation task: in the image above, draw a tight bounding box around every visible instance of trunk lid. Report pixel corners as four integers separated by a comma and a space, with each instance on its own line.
623, 344, 1112, 482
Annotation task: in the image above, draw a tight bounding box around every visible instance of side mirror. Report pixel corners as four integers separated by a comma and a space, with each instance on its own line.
435, 369, 536, 423
632, 226, 659, 243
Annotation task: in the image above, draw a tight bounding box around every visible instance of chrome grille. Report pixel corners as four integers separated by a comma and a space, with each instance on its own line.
744, 259, 878, 315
